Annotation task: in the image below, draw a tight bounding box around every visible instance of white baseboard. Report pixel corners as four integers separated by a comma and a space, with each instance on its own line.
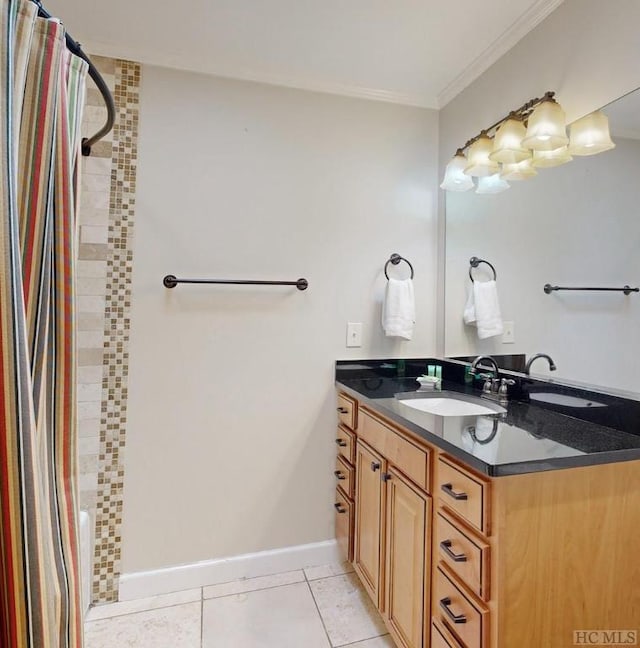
118, 539, 340, 601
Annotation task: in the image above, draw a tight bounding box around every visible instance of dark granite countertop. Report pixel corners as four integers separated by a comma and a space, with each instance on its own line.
335, 359, 640, 477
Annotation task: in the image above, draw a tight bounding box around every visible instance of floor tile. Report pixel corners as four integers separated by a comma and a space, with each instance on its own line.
341, 635, 395, 647
304, 562, 355, 581
309, 573, 387, 647
203, 569, 304, 599
202, 581, 329, 648
86, 588, 201, 621
84, 601, 201, 648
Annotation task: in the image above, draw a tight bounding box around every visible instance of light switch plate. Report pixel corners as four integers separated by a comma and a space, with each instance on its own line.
346, 322, 363, 348
502, 321, 515, 344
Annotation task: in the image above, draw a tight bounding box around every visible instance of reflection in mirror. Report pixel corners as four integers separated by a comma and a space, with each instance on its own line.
445, 87, 640, 395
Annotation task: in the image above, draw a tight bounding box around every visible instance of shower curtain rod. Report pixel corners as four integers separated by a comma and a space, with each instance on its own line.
32, 0, 115, 156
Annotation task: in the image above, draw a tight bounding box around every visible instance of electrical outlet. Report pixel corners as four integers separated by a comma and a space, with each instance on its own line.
346, 322, 363, 348
502, 321, 515, 344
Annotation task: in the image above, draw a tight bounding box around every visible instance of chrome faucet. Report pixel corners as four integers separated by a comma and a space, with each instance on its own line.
525, 353, 557, 375
470, 355, 515, 403
470, 355, 499, 377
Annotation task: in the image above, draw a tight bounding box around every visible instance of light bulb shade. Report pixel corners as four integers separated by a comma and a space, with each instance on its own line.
500, 157, 538, 180
568, 110, 616, 156
489, 118, 529, 163
522, 100, 568, 151
440, 154, 475, 191
476, 173, 510, 194
464, 135, 499, 177
531, 146, 573, 168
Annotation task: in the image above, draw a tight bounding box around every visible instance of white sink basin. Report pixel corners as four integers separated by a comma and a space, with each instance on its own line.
529, 392, 606, 408
399, 392, 506, 417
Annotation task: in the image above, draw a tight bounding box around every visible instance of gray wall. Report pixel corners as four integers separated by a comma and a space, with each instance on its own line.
437, 0, 640, 354
122, 66, 439, 573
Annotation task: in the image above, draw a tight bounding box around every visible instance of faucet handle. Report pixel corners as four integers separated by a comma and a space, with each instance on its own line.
499, 378, 516, 396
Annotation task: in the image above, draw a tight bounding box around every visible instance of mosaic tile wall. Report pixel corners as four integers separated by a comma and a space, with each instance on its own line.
76, 56, 140, 604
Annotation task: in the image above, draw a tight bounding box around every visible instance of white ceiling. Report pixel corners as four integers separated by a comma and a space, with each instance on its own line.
48, 0, 563, 108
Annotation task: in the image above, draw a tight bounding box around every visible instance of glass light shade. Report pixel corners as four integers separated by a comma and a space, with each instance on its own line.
531, 146, 573, 168
440, 154, 475, 192
476, 173, 510, 194
522, 100, 569, 151
464, 135, 499, 177
500, 157, 538, 180
489, 118, 529, 163
568, 110, 616, 155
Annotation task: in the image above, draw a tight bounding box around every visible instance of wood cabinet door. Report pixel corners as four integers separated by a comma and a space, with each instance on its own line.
354, 441, 386, 608
384, 467, 430, 648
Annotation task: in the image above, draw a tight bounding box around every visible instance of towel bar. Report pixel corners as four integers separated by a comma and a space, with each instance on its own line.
163, 275, 309, 290
544, 284, 638, 295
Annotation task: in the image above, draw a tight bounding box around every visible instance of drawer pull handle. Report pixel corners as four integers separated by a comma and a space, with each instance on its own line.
335, 438, 348, 447
334, 470, 346, 480
441, 483, 468, 501
440, 540, 467, 563
371, 462, 381, 472
439, 597, 467, 624
337, 407, 349, 414
382, 473, 392, 482
334, 503, 347, 514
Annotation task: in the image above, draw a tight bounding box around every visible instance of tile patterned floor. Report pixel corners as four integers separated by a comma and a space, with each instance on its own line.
84, 562, 396, 648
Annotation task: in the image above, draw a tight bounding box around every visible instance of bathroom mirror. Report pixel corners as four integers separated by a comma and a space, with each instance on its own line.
444, 86, 640, 396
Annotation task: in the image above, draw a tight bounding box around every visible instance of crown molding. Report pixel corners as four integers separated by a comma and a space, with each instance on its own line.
437, 0, 565, 108
82, 40, 438, 110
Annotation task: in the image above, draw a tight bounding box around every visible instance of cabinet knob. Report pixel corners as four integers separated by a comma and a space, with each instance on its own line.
334, 470, 346, 480
439, 597, 467, 624
334, 503, 347, 514
440, 540, 468, 563
382, 473, 392, 482
335, 438, 347, 447
371, 461, 381, 472
337, 407, 349, 414
441, 483, 468, 501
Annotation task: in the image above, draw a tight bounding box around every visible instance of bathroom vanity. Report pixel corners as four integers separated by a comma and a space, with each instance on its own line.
334, 359, 640, 648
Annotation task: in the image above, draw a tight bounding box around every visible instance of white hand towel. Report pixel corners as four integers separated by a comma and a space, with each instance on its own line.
382, 278, 415, 340
463, 287, 476, 325
463, 279, 503, 339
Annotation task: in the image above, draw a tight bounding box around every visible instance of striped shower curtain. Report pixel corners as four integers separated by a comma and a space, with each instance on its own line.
1, 0, 88, 646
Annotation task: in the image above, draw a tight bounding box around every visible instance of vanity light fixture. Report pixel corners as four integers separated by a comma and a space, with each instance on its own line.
500, 158, 537, 180
441, 90, 616, 193
464, 133, 500, 176
476, 173, 510, 194
490, 115, 530, 163
440, 151, 475, 191
531, 145, 573, 168
521, 96, 569, 150
568, 110, 616, 155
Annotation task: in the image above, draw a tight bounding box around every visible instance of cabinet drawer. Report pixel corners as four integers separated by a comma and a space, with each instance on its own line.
360, 410, 429, 492
435, 511, 490, 601
335, 455, 354, 498
335, 488, 354, 562
335, 425, 356, 465
434, 567, 489, 648
432, 618, 464, 648
437, 458, 489, 535
337, 393, 358, 430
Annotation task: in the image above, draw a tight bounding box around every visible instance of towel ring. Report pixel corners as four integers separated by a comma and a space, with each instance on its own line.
469, 256, 497, 283
385, 253, 414, 280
